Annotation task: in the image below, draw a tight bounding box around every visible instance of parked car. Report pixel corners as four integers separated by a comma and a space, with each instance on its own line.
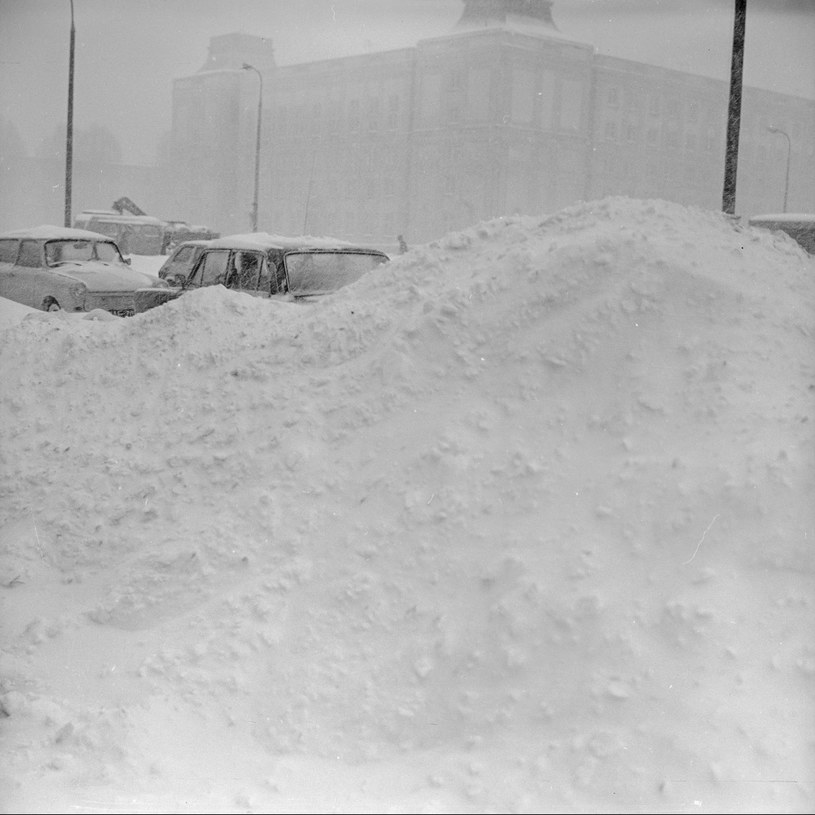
73, 210, 167, 255
162, 222, 220, 254
747, 213, 815, 255
0, 225, 169, 316
135, 233, 390, 314
156, 239, 213, 284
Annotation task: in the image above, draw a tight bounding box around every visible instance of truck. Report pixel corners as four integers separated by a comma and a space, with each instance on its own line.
72, 198, 219, 255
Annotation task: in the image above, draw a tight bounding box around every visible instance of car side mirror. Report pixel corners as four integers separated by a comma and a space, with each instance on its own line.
124, 257, 131, 265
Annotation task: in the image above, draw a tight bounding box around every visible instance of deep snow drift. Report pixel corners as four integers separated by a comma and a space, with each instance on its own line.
1, 197, 813, 814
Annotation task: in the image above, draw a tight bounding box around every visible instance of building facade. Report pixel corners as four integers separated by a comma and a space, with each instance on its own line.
167, 0, 815, 246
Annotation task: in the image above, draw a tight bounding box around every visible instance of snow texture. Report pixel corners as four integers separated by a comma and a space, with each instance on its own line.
1, 197, 813, 814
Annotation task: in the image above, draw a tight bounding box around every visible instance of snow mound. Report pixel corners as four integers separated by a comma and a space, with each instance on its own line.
1, 197, 814, 812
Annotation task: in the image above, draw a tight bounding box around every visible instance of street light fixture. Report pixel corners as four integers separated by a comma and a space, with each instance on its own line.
242, 63, 263, 232
767, 125, 791, 213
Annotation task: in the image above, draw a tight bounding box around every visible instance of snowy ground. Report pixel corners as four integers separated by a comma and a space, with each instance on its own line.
1, 197, 813, 814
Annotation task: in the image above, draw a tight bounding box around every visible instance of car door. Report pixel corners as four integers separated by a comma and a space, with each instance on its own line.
188, 249, 230, 288
226, 250, 266, 294
13, 239, 47, 308
0, 239, 25, 305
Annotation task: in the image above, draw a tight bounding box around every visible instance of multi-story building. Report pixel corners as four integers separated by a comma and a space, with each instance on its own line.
167, 0, 815, 246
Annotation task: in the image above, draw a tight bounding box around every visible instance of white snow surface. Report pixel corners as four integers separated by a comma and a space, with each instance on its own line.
1, 197, 813, 814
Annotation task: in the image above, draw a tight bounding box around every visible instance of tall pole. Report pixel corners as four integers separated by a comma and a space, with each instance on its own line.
243, 63, 263, 232
64, 0, 75, 227
767, 125, 791, 213
303, 149, 317, 234
722, 0, 746, 215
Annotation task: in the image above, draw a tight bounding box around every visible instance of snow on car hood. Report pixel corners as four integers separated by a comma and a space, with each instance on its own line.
51, 262, 163, 290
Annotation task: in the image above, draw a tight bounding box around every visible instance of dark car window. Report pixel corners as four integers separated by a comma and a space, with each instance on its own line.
0, 239, 19, 264
194, 250, 230, 286
227, 251, 263, 290
17, 240, 43, 268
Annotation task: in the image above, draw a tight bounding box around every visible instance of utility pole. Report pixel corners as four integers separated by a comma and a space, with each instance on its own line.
64, 0, 75, 227
242, 63, 263, 232
722, 0, 746, 215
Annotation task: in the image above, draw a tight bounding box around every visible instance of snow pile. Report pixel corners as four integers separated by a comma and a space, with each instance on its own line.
1, 197, 813, 813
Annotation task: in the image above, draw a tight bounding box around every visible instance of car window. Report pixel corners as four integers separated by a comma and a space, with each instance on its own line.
228, 251, 263, 290
17, 240, 43, 268
45, 240, 95, 264
194, 250, 230, 286
174, 246, 196, 264
90, 221, 121, 239
283, 250, 388, 294
95, 241, 122, 262
0, 239, 19, 264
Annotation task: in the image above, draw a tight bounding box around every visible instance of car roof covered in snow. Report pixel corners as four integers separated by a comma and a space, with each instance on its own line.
206, 232, 378, 253
748, 213, 815, 225
0, 225, 117, 241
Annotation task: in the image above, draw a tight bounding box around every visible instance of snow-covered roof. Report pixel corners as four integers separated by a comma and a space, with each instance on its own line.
207, 232, 377, 252
0, 224, 116, 241
74, 212, 165, 226
748, 213, 815, 224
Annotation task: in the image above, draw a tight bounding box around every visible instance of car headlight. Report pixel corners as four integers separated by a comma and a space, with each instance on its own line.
69, 281, 87, 299
154, 278, 170, 288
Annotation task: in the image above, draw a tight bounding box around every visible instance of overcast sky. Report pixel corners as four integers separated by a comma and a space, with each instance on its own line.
1, 0, 813, 165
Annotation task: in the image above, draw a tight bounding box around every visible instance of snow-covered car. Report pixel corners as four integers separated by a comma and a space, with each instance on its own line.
135, 233, 390, 313
155, 239, 213, 284
0, 225, 169, 316
747, 213, 815, 255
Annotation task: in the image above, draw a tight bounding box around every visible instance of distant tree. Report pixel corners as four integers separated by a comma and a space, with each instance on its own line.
35, 123, 123, 165
0, 116, 28, 160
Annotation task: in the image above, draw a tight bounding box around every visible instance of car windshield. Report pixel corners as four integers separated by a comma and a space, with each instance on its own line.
283, 251, 387, 295
45, 239, 123, 266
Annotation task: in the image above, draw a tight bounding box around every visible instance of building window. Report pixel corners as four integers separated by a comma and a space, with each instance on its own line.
538, 70, 555, 130
604, 120, 617, 140
511, 68, 535, 124
367, 97, 380, 132
467, 68, 491, 122
559, 78, 583, 131
607, 86, 620, 108
349, 99, 360, 132
387, 94, 399, 130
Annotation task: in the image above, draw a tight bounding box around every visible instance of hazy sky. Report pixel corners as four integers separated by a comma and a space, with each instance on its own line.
1, 0, 813, 165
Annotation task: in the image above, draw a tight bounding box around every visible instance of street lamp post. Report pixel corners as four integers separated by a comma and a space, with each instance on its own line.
242, 63, 263, 232
767, 125, 791, 213
64, 0, 75, 227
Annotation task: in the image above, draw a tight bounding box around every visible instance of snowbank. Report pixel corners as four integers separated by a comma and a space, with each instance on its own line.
1, 198, 813, 813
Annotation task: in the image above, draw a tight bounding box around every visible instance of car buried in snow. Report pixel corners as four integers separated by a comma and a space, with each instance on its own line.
0, 225, 169, 316
747, 213, 815, 255
134, 232, 390, 313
